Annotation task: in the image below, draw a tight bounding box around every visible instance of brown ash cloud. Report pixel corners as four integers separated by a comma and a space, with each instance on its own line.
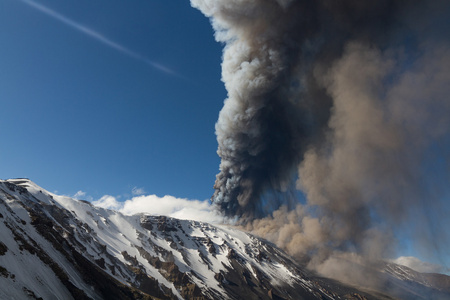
192, 0, 450, 275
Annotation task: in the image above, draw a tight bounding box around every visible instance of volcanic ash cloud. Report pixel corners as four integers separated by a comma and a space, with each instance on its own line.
192, 0, 450, 270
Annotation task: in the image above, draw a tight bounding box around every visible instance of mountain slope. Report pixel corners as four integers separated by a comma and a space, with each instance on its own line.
0, 179, 342, 299
0, 179, 448, 300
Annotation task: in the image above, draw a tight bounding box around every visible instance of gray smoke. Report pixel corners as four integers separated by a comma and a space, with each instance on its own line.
191, 0, 323, 217
192, 0, 450, 274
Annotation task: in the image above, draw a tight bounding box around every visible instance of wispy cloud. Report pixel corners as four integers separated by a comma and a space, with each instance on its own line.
131, 186, 145, 196
72, 190, 86, 199
72, 190, 94, 201
19, 0, 177, 76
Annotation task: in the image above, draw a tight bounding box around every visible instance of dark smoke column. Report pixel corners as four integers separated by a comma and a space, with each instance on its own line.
193, 0, 450, 258
191, 0, 320, 217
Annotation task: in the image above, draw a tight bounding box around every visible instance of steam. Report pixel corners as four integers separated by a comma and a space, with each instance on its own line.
192, 0, 450, 276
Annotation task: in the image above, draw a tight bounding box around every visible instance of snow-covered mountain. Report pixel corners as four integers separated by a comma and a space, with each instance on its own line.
0, 179, 449, 300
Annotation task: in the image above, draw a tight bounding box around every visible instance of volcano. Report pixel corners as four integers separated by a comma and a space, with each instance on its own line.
0, 178, 448, 299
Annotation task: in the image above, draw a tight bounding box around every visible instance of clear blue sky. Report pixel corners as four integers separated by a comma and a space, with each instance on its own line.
1, 0, 226, 200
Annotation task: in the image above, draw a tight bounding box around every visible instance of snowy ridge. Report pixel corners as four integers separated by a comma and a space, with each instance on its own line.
0, 179, 341, 299
1, 179, 449, 300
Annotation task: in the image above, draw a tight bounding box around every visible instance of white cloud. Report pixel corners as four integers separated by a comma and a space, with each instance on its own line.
131, 187, 145, 196
121, 195, 225, 224
91, 193, 227, 224
92, 195, 122, 211
72, 190, 94, 201
392, 256, 450, 274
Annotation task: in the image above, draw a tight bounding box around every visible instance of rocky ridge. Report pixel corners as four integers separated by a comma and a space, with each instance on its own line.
0, 179, 448, 300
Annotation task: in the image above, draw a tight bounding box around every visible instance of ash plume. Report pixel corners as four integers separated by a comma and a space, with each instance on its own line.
192, 0, 450, 274
192, 0, 323, 217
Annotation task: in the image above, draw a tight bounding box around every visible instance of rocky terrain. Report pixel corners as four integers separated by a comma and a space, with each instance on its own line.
0, 179, 448, 299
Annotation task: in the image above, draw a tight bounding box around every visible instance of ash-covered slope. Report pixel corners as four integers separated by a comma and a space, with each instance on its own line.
0, 179, 448, 300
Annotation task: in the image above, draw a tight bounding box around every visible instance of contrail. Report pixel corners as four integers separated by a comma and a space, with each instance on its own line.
19, 0, 177, 76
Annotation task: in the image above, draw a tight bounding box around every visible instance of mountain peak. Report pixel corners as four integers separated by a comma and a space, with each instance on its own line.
0, 179, 334, 299
0, 179, 449, 299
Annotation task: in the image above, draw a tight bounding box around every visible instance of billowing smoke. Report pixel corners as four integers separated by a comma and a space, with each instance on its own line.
191, 0, 324, 217
192, 0, 450, 276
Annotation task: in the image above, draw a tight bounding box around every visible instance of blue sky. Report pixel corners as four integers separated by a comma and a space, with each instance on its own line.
1, 0, 226, 201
